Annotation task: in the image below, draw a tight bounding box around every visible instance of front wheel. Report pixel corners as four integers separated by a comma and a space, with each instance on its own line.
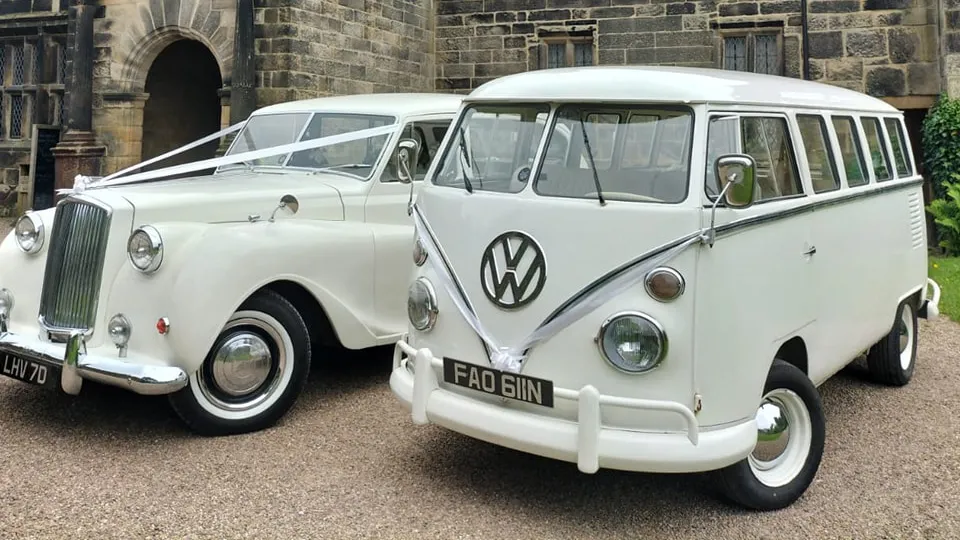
713, 359, 826, 511
168, 289, 312, 436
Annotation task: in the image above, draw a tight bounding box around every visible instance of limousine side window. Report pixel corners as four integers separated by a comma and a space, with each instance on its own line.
796, 114, 840, 193
860, 116, 893, 182
831, 116, 869, 187
741, 116, 803, 201
883, 117, 912, 178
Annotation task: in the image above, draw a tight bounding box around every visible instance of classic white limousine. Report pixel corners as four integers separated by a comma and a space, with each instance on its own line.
0, 92, 463, 435
390, 66, 941, 511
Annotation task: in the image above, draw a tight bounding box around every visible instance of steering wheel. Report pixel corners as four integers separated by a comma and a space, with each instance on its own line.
584, 191, 663, 203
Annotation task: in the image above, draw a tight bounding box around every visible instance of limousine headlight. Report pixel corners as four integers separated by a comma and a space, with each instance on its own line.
408, 277, 438, 331
127, 225, 163, 274
597, 312, 667, 374
14, 212, 43, 254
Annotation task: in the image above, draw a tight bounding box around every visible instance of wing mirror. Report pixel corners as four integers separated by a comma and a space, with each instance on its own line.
702, 154, 757, 248
269, 194, 300, 222
396, 138, 421, 185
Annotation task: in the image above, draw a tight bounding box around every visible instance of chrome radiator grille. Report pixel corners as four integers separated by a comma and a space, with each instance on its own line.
38, 199, 111, 332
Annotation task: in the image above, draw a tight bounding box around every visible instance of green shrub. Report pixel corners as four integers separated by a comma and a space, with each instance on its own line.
927, 174, 960, 256
922, 94, 960, 201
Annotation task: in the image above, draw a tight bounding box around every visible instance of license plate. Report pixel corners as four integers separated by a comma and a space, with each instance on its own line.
0, 353, 58, 390
442, 357, 554, 408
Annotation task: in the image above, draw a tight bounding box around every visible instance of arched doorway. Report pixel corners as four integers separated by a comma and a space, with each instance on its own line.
141, 39, 222, 172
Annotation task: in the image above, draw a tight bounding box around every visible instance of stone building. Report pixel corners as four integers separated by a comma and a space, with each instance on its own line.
0, 0, 957, 216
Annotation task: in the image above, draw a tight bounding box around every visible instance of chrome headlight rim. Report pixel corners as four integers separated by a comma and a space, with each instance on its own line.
127, 225, 163, 274
595, 311, 668, 375
14, 212, 44, 254
408, 277, 438, 332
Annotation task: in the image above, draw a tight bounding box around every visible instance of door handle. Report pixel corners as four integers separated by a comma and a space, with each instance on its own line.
803, 246, 817, 256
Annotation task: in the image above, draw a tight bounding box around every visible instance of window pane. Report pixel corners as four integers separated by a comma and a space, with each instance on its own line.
57, 42, 66, 83
286, 113, 394, 177
741, 116, 802, 200
705, 115, 741, 196
831, 116, 868, 187
10, 94, 23, 139
723, 37, 747, 71
861, 117, 892, 181
754, 35, 780, 75
224, 112, 310, 167
535, 106, 693, 203
883, 117, 911, 177
574, 42, 592, 66
547, 43, 564, 68
12, 43, 23, 85
433, 104, 550, 194
380, 119, 452, 182
797, 114, 839, 193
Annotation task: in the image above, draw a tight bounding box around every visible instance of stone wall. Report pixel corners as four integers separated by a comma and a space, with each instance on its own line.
255, 0, 436, 106
943, 0, 960, 97
433, 0, 942, 98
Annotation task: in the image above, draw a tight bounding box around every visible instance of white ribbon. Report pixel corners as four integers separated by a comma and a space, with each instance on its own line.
57, 123, 399, 195
412, 203, 702, 373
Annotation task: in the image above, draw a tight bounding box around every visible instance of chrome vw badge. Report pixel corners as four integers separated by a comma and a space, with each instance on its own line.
480, 231, 547, 310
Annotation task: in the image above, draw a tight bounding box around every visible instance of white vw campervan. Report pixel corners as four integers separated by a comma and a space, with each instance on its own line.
389, 66, 941, 511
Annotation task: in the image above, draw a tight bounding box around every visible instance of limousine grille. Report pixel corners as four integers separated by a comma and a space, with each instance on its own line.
38, 199, 111, 334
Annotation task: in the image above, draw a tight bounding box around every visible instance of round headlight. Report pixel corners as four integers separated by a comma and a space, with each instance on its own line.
108, 313, 131, 347
407, 277, 438, 331
14, 212, 44, 254
597, 312, 667, 374
413, 237, 427, 266
127, 225, 163, 273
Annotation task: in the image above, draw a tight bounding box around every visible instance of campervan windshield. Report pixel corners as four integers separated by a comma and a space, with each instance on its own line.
432, 103, 694, 203
217, 112, 396, 179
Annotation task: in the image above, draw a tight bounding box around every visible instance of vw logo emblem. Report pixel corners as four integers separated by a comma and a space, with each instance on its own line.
480, 231, 547, 310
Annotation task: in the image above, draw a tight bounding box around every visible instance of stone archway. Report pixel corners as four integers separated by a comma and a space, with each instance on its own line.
140, 39, 223, 172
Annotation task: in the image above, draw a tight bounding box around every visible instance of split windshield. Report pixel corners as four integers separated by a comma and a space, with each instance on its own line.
432, 103, 693, 203
217, 112, 395, 179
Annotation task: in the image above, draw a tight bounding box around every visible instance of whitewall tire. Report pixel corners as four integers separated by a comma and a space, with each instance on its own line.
866, 299, 918, 387
168, 289, 312, 436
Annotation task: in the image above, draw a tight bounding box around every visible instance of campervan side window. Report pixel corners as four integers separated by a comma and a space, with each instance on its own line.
860, 116, 893, 182
534, 105, 693, 204
883, 117, 912, 178
740, 116, 802, 201
796, 114, 840, 193
831, 116, 868, 187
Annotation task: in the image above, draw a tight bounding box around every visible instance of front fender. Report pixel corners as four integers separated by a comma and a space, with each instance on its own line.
105, 220, 379, 374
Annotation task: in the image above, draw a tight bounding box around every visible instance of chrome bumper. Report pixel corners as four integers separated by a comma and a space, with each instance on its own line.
0, 329, 188, 396
920, 278, 941, 320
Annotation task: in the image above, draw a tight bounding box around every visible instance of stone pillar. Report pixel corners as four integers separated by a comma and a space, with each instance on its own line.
215, 86, 233, 157
52, 0, 105, 194
230, 0, 256, 125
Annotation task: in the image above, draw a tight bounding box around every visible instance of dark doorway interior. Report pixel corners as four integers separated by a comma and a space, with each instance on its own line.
141, 39, 222, 174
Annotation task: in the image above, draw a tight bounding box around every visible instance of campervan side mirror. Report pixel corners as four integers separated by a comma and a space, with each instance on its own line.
715, 154, 756, 209
396, 138, 421, 185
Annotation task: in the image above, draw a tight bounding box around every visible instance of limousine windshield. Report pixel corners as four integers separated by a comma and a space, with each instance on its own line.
431, 103, 694, 204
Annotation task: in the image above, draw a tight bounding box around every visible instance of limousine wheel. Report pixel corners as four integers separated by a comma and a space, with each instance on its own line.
866, 299, 918, 387
715, 359, 825, 511
168, 289, 312, 436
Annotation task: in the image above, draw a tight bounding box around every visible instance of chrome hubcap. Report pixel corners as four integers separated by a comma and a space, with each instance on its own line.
211, 333, 272, 396
898, 305, 914, 370
752, 399, 791, 465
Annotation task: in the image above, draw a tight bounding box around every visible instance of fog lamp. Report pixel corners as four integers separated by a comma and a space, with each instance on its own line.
108, 313, 132, 355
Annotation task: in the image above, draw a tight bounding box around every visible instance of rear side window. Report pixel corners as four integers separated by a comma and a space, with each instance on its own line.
796, 114, 839, 193
883, 117, 912, 177
831, 116, 868, 187
860, 117, 892, 182
741, 116, 803, 201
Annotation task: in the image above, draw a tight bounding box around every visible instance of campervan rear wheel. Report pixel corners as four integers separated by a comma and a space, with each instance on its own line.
865, 299, 918, 386
714, 359, 826, 511
168, 289, 312, 436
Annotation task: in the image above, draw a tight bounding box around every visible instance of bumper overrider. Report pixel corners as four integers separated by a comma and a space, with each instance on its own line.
389, 339, 758, 475
0, 325, 188, 396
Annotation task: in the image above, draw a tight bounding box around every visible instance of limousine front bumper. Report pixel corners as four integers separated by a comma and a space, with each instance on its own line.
0, 329, 188, 396
389, 339, 757, 475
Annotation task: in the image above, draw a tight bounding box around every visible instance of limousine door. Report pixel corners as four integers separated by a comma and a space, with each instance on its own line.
691, 112, 818, 424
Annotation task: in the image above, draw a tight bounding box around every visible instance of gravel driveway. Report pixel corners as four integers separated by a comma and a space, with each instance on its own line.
0, 318, 958, 539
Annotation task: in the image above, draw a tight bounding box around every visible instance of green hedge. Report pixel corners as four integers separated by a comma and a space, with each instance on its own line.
922, 94, 960, 201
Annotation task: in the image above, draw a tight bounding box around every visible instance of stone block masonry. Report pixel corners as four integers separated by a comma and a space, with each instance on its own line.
255, 0, 436, 104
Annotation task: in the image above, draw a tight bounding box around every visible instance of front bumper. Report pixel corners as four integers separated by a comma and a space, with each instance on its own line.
920, 278, 941, 320
0, 328, 188, 396
389, 340, 757, 475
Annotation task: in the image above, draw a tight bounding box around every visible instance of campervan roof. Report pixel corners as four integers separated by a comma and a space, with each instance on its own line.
250, 92, 465, 118
466, 65, 898, 113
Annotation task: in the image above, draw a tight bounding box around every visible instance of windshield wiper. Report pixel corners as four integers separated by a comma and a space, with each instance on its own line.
457, 126, 475, 193
578, 118, 606, 206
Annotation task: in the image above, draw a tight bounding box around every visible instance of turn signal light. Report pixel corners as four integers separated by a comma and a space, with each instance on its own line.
156, 317, 171, 335
644, 267, 685, 302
